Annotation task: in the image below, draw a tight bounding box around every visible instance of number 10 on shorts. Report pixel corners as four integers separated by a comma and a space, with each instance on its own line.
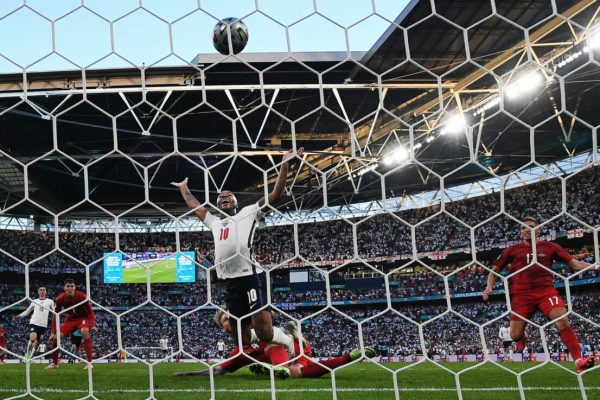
247, 289, 257, 304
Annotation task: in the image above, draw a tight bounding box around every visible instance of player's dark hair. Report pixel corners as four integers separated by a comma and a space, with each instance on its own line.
63, 278, 75, 286
522, 216, 538, 225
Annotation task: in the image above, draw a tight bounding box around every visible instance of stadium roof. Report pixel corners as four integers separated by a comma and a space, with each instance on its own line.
0, 0, 598, 223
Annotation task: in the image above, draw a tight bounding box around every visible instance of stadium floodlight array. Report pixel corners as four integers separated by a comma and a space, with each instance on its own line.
0, 1, 598, 400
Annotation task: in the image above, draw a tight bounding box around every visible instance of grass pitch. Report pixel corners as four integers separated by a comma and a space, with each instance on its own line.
0, 361, 599, 400
121, 258, 177, 283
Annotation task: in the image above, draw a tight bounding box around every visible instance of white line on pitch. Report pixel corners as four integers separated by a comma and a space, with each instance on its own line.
0, 387, 598, 393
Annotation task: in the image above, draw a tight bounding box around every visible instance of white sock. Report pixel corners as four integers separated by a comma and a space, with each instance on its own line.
250, 329, 259, 344
270, 327, 293, 348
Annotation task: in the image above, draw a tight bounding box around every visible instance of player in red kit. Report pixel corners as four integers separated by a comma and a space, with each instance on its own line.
483, 217, 597, 373
173, 313, 375, 379
45, 279, 97, 370
0, 323, 7, 363
250, 325, 376, 379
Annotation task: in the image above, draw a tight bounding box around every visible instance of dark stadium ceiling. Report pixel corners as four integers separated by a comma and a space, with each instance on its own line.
0, 0, 598, 220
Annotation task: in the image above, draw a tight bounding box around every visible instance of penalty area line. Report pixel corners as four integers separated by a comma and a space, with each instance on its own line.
0, 387, 598, 393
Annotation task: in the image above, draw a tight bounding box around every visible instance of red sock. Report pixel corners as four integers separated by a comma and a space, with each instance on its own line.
300, 354, 351, 378
265, 346, 289, 366
559, 326, 582, 360
516, 340, 526, 353
51, 348, 60, 365
83, 338, 93, 362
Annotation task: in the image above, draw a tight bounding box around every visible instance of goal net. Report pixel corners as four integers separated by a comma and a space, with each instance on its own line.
0, 1, 599, 399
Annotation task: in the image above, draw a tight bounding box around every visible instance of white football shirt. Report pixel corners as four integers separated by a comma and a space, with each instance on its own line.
160, 338, 169, 350
18, 298, 55, 328
217, 340, 225, 351
203, 202, 263, 279
499, 327, 511, 341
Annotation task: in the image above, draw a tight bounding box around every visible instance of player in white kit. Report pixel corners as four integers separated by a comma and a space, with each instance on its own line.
160, 337, 169, 359
172, 148, 303, 353
498, 320, 513, 361
217, 339, 225, 360
12, 287, 55, 359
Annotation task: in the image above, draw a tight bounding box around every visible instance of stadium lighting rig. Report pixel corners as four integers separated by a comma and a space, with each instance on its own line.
468, 25, 600, 117
551, 25, 600, 72
382, 146, 410, 166
439, 114, 466, 135
473, 96, 501, 116
504, 70, 545, 100
588, 26, 600, 50
347, 162, 380, 179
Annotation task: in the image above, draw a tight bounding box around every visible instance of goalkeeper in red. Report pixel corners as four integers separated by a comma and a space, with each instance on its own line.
46, 279, 97, 369
483, 217, 596, 373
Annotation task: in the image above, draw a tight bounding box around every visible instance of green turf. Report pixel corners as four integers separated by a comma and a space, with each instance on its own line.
0, 361, 598, 400
121, 258, 177, 283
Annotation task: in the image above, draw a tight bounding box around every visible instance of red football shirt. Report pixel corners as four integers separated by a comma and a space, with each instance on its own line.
493, 241, 573, 293
0, 327, 6, 344
220, 342, 270, 372
51, 290, 96, 333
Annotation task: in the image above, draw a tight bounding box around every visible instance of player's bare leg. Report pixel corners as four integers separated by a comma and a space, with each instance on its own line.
80, 327, 93, 369
228, 318, 253, 347
509, 320, 527, 352
46, 336, 59, 369
252, 311, 274, 341
252, 311, 294, 355
547, 307, 594, 373
26, 331, 38, 359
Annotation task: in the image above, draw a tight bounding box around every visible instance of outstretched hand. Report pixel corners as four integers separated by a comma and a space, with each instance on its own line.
170, 178, 189, 188
482, 287, 492, 301
282, 147, 304, 163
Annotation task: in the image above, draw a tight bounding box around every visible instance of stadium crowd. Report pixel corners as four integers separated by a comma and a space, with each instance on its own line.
0, 166, 596, 273
4, 290, 597, 360
0, 167, 598, 360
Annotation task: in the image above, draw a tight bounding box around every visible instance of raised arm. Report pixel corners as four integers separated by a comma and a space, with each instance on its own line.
172, 366, 227, 377
170, 178, 208, 221
554, 243, 598, 272
13, 302, 34, 320
261, 148, 304, 206
483, 265, 502, 301
568, 259, 597, 271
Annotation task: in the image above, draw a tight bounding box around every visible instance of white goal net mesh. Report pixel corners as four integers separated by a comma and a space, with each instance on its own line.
0, 1, 599, 399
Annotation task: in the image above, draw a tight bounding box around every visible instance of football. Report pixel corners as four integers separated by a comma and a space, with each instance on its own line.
212, 17, 249, 55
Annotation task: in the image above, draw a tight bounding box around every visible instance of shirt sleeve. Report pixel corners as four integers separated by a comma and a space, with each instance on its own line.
220, 347, 245, 372
551, 243, 574, 264
253, 202, 265, 222
18, 302, 35, 318
242, 202, 264, 224
202, 211, 217, 229
492, 246, 512, 271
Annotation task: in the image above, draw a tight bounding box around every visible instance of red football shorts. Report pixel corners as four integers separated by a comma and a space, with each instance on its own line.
509, 287, 565, 321
293, 340, 313, 368
58, 318, 92, 337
